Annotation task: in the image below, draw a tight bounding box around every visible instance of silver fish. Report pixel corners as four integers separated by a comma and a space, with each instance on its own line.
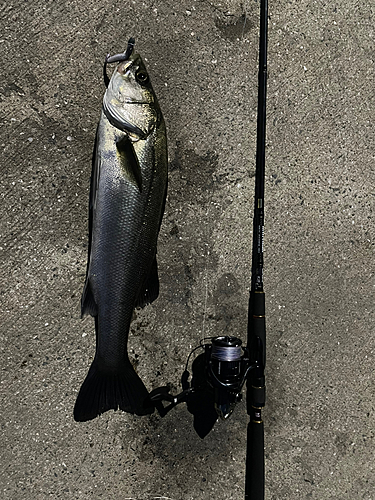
74, 43, 167, 422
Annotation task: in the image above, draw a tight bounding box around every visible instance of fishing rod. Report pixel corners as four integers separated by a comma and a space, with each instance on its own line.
245, 0, 268, 495
150, 0, 268, 497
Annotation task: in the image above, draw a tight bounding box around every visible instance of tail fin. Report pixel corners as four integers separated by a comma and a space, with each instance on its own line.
74, 357, 154, 422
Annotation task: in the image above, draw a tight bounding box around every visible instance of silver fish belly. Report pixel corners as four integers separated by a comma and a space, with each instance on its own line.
74, 51, 167, 422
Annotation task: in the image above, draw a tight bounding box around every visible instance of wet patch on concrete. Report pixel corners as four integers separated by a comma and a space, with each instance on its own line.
215, 13, 253, 41
169, 141, 222, 200
158, 142, 224, 311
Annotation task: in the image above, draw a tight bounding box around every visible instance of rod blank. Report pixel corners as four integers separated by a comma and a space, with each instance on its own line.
245, 0, 268, 498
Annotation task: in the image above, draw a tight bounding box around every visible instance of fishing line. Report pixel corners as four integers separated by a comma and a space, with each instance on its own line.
200, 185, 214, 342
201, 264, 209, 339
241, 0, 248, 39
211, 344, 242, 362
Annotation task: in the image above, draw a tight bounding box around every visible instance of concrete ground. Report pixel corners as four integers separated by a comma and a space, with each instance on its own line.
0, 0, 374, 498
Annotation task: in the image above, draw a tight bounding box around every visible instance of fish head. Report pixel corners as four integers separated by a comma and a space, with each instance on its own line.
103, 53, 160, 140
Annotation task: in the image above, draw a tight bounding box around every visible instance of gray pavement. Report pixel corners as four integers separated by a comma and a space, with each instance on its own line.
0, 0, 374, 499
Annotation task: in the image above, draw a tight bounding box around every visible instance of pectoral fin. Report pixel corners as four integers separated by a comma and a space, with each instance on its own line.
116, 135, 142, 192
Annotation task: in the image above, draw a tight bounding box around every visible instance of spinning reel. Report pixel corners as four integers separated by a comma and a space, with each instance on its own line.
150, 335, 264, 421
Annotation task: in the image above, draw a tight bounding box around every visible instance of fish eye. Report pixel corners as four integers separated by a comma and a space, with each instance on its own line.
135, 69, 149, 85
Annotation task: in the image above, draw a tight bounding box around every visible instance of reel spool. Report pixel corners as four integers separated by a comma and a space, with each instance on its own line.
206, 336, 249, 419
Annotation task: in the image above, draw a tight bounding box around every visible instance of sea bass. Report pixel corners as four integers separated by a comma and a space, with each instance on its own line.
74, 41, 167, 422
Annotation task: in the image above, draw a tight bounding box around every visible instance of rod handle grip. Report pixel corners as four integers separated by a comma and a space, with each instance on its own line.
245, 416, 265, 499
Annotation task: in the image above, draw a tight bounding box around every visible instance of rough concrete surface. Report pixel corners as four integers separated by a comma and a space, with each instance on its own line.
0, 0, 374, 499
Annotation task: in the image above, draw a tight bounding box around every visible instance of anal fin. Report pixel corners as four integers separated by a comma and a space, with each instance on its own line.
81, 278, 98, 318
135, 256, 160, 308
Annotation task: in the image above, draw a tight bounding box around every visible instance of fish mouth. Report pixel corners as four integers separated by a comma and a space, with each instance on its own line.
124, 100, 153, 104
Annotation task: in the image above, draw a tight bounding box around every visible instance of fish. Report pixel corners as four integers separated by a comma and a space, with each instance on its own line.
74, 40, 168, 422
